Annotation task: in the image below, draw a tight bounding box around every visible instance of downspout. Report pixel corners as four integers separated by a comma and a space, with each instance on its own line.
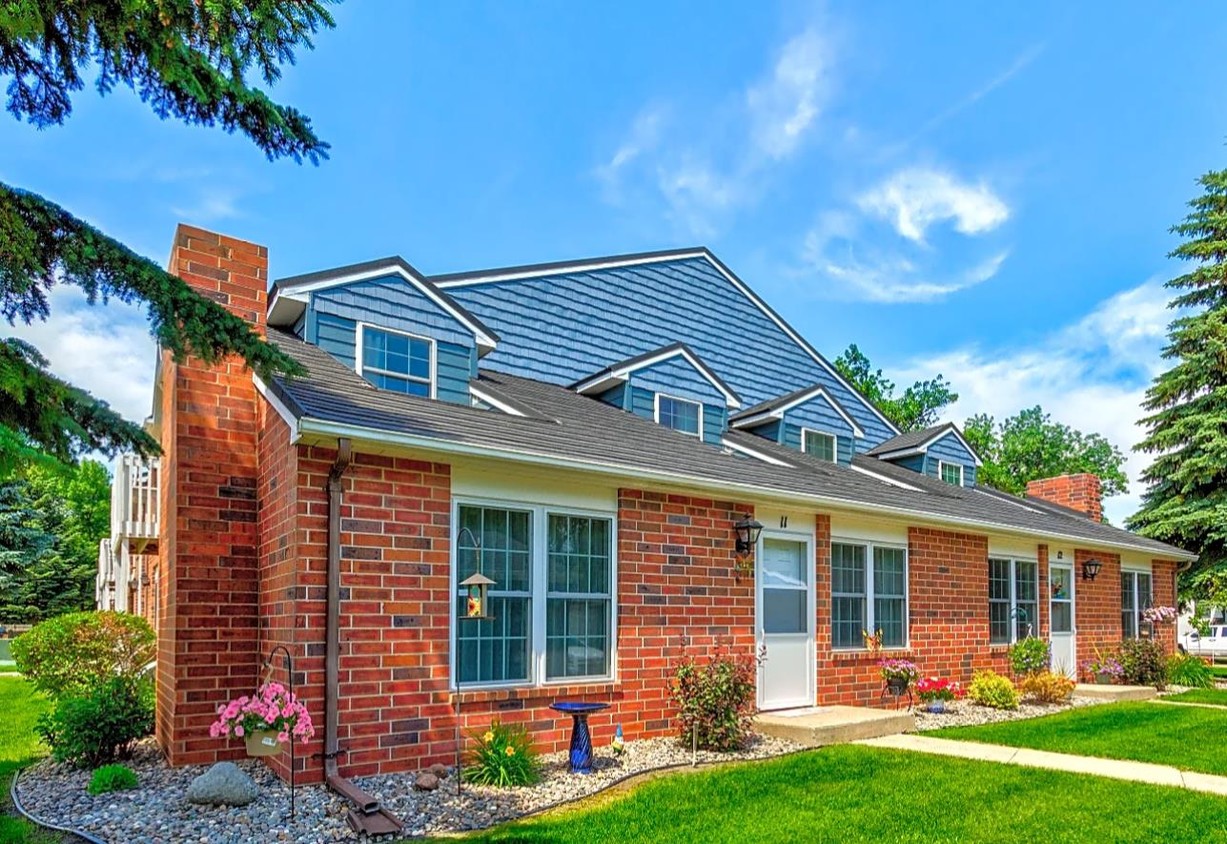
324, 438, 403, 835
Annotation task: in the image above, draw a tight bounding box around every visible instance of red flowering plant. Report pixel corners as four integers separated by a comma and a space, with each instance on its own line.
915, 677, 964, 704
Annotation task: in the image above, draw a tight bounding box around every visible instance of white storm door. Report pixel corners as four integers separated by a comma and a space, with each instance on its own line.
1049, 563, 1077, 679
758, 536, 815, 710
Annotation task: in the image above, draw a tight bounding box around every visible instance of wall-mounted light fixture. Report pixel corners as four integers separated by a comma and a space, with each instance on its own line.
1081, 558, 1103, 581
733, 515, 764, 556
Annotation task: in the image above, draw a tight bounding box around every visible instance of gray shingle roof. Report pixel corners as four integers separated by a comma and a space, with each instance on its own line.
265, 329, 1191, 560
729, 383, 854, 423
865, 423, 954, 456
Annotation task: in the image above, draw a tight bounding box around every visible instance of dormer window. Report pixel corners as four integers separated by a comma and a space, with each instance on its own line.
939, 461, 963, 486
802, 429, 837, 463
656, 394, 702, 437
358, 324, 434, 398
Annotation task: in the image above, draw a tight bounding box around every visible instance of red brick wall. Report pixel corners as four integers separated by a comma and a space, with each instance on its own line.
1073, 549, 1121, 670
156, 225, 266, 766
1026, 474, 1103, 522
1153, 560, 1178, 653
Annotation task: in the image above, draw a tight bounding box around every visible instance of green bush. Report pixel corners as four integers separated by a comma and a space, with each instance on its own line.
36, 676, 154, 768
1008, 637, 1050, 676
87, 763, 139, 795
669, 646, 758, 752
1119, 638, 1167, 689
1167, 653, 1213, 689
967, 670, 1020, 710
12, 611, 155, 698
1018, 669, 1076, 704
463, 722, 540, 787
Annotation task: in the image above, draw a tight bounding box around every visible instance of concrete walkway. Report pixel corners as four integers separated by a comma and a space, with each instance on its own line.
857, 734, 1227, 797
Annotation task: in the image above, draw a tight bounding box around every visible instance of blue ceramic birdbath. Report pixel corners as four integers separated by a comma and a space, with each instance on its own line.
549, 701, 610, 773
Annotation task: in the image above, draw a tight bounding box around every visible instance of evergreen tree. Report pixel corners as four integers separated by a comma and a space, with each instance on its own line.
1128, 170, 1227, 598
0, 1, 335, 467
833, 344, 958, 432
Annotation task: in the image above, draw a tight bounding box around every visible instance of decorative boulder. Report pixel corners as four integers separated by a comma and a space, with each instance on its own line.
414, 772, 440, 791
428, 763, 449, 779
186, 762, 259, 806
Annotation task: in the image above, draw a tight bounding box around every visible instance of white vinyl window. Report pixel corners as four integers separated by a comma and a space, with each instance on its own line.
358, 323, 434, 397
938, 461, 963, 486
988, 558, 1038, 644
1122, 570, 1154, 640
831, 541, 908, 649
454, 502, 615, 687
655, 394, 702, 437
802, 429, 837, 462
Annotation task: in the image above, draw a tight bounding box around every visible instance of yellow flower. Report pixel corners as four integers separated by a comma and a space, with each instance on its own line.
483, 730, 495, 744
505, 745, 516, 756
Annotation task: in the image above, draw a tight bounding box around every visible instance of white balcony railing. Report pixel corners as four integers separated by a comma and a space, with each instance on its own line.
112, 454, 160, 544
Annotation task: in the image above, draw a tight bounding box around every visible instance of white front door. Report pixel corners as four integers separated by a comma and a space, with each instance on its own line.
757, 536, 815, 710
1049, 562, 1077, 678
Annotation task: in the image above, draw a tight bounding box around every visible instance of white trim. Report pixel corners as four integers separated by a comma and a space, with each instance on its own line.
756, 529, 817, 710
988, 556, 1040, 644
721, 438, 795, 467
436, 250, 901, 436
654, 392, 703, 439
1121, 560, 1154, 574
293, 417, 1197, 561
830, 537, 910, 651
874, 426, 983, 467
274, 261, 498, 352
1121, 569, 1155, 640
937, 460, 964, 487
449, 497, 618, 691
573, 345, 741, 409
849, 464, 922, 491
356, 322, 437, 400
731, 386, 866, 439
800, 428, 838, 463
253, 376, 302, 444
1048, 560, 1077, 676
469, 384, 526, 417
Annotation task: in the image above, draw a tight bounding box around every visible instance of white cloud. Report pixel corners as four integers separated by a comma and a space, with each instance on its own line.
596, 105, 667, 200
858, 167, 1010, 244
171, 186, 244, 224
893, 280, 1173, 524
746, 29, 830, 160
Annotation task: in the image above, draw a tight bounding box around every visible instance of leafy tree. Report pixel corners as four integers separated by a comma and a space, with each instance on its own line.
0, 0, 335, 467
963, 407, 1128, 499
1127, 170, 1227, 598
833, 344, 958, 432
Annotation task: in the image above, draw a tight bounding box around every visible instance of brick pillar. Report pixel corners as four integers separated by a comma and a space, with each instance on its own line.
1026, 474, 1103, 522
157, 224, 267, 766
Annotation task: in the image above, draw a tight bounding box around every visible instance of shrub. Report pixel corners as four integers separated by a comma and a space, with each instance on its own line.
1167, 653, 1213, 688
669, 646, 758, 752
967, 670, 1019, 710
1018, 670, 1075, 704
916, 677, 964, 704
1008, 637, 1050, 677
1119, 638, 1167, 689
12, 611, 155, 698
87, 764, 139, 795
36, 676, 154, 768
463, 722, 540, 787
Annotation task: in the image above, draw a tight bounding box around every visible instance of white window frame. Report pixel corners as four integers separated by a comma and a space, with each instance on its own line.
654, 392, 703, 438
355, 321, 437, 399
1122, 567, 1154, 640
988, 557, 1039, 645
450, 497, 618, 690
801, 428, 838, 463
830, 537, 910, 650
938, 460, 963, 486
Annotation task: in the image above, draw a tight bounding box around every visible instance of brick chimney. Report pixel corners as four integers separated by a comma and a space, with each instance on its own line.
156, 224, 267, 766
1025, 473, 1103, 523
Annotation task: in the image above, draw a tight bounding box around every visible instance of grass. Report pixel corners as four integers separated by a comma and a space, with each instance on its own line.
428, 745, 1227, 843
0, 675, 59, 844
1209, 664, 1227, 679
931, 702, 1227, 776
1164, 688, 1227, 707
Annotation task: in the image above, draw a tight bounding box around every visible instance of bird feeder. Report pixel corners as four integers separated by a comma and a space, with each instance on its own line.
460, 572, 495, 620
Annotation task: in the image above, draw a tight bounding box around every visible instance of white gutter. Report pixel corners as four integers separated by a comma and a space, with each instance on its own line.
292, 415, 1196, 562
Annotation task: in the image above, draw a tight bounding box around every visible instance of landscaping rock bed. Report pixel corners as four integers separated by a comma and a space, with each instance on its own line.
912, 695, 1107, 731
16, 734, 801, 842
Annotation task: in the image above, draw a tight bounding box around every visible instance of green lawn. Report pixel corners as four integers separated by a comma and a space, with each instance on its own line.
1210, 664, 1227, 679
0, 676, 58, 844
433, 746, 1227, 843
1165, 688, 1227, 707
931, 702, 1227, 776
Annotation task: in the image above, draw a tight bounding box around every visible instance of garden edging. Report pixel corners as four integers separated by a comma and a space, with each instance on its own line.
10, 767, 106, 844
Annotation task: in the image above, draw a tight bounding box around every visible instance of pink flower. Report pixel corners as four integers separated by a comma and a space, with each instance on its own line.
278, 732, 290, 744
235, 725, 245, 737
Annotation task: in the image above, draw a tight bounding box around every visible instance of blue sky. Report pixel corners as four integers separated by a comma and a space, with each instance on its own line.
5, 2, 1227, 522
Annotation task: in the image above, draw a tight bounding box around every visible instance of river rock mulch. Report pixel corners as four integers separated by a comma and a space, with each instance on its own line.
911, 695, 1108, 731
16, 733, 801, 843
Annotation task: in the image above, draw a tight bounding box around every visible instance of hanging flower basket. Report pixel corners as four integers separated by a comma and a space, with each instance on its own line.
210, 682, 315, 757
245, 729, 284, 757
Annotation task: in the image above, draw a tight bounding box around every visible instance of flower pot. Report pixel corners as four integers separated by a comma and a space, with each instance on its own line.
1095, 672, 1114, 685
925, 700, 946, 714
244, 729, 283, 757
886, 676, 909, 696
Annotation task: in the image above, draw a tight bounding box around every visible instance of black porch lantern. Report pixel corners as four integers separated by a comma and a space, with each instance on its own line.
733, 515, 764, 556
1081, 558, 1103, 581
460, 572, 495, 619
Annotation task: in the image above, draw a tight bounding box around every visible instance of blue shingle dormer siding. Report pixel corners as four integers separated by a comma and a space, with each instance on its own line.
925, 431, 979, 486
438, 252, 900, 451
729, 385, 863, 465
866, 423, 981, 487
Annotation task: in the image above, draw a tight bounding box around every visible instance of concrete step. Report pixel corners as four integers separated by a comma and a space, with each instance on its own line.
756, 705, 914, 747
1074, 683, 1157, 701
